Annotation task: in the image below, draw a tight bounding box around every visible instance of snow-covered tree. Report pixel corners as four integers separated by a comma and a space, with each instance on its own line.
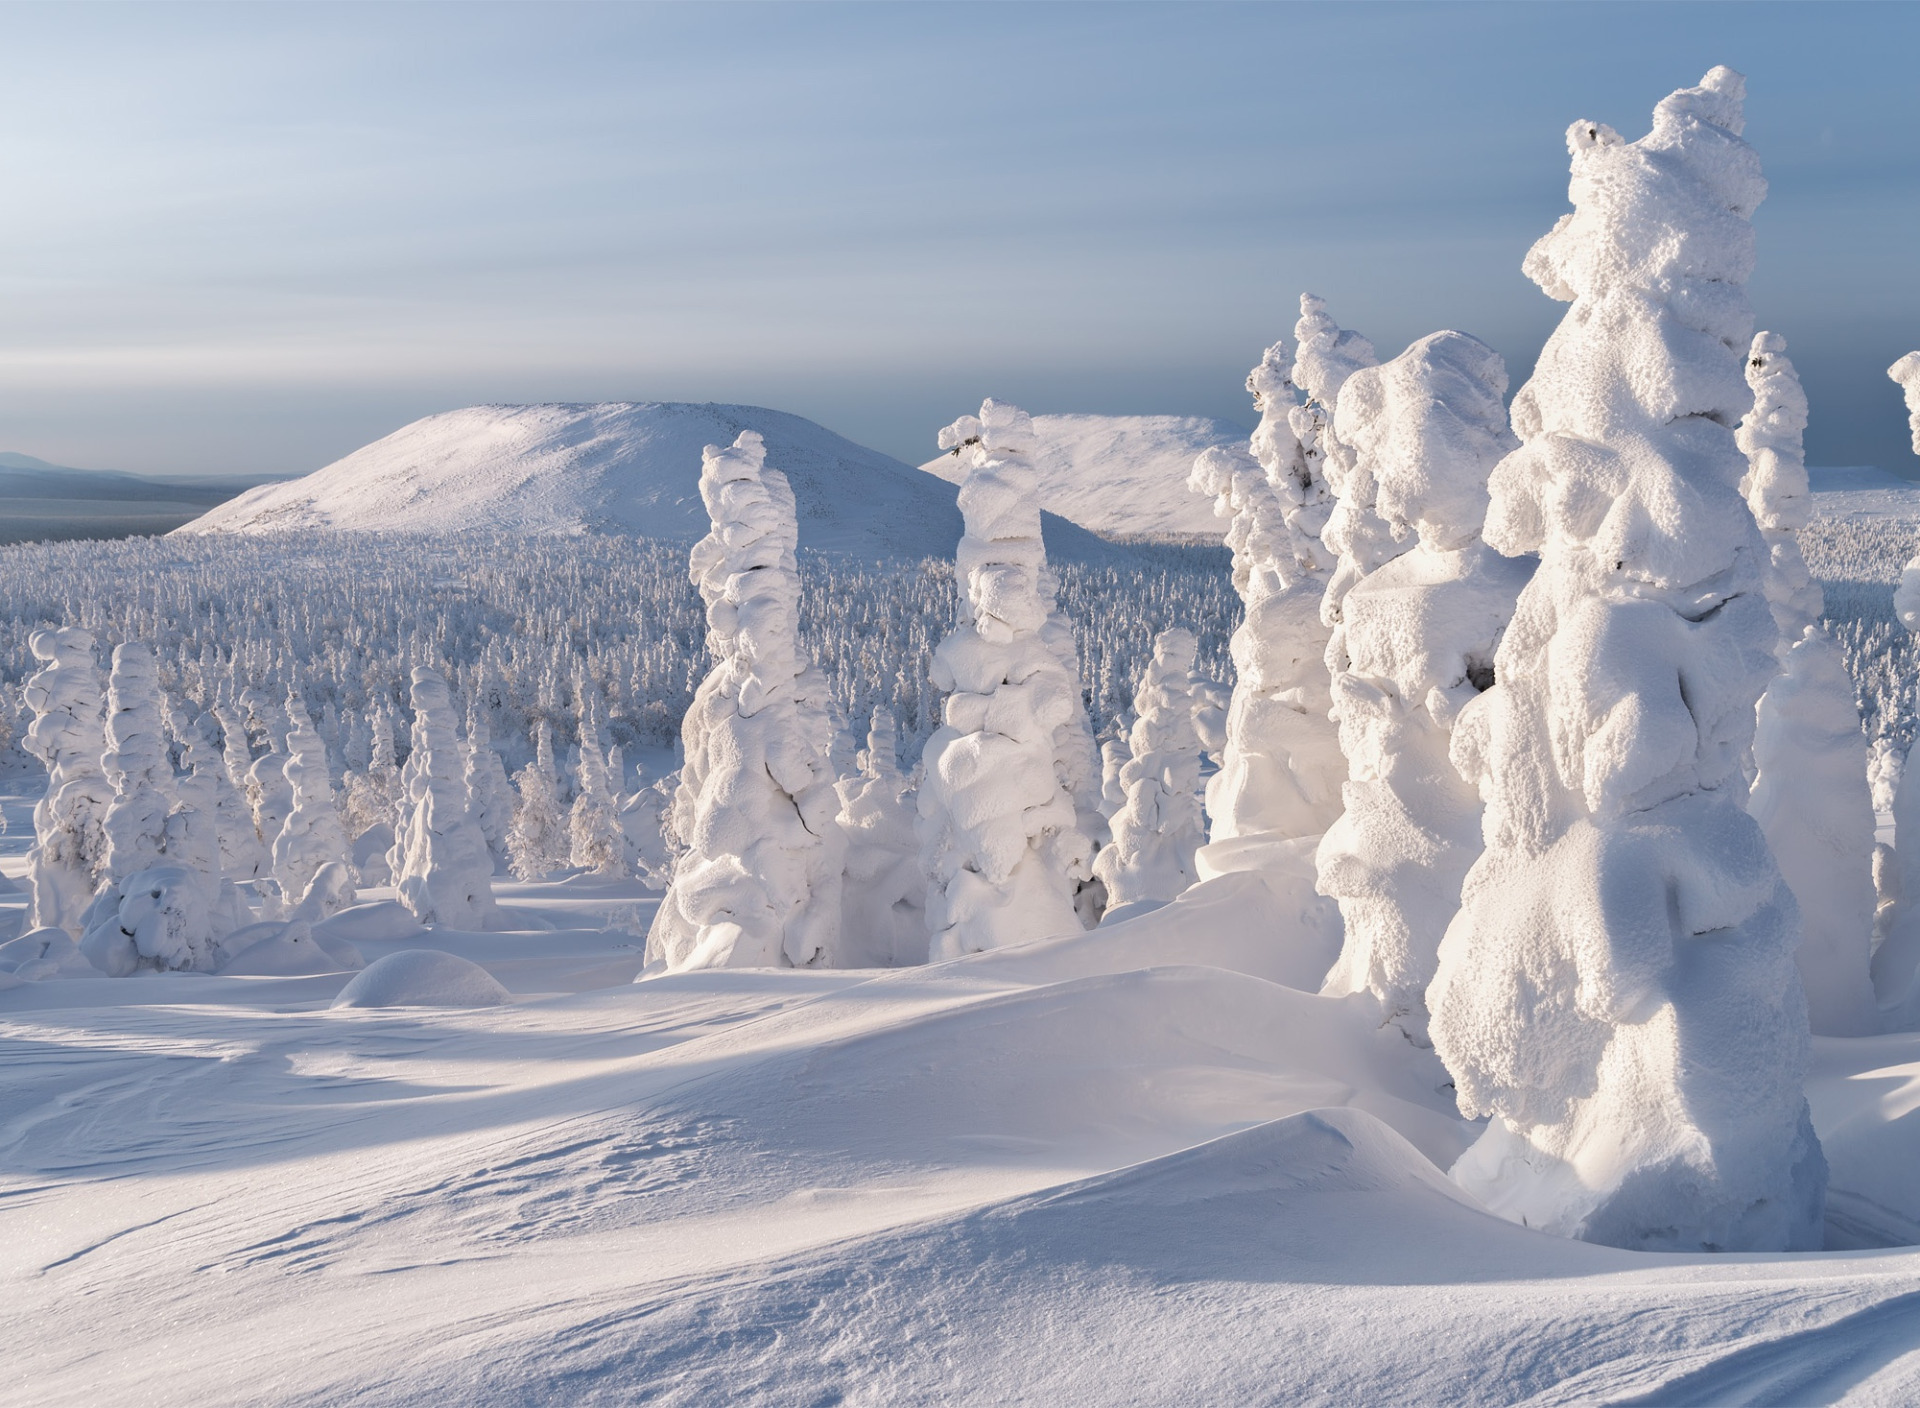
21, 627, 110, 935
568, 724, 625, 878
393, 666, 500, 930
79, 642, 243, 974
1188, 336, 1344, 865
1740, 331, 1877, 1035
1093, 629, 1207, 907
506, 721, 569, 882
647, 431, 845, 971
272, 688, 355, 915
1428, 69, 1827, 1251
97, 642, 174, 883
1872, 351, 1920, 1013
917, 401, 1095, 959
1098, 721, 1131, 820
1314, 331, 1530, 1046
616, 769, 673, 888
463, 696, 514, 870
212, 699, 268, 883
834, 707, 927, 965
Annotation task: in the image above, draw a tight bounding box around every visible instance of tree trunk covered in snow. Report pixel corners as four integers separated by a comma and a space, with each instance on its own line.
1428, 69, 1827, 1252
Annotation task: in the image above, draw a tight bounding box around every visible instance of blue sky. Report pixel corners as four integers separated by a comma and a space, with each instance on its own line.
0, 1, 1915, 477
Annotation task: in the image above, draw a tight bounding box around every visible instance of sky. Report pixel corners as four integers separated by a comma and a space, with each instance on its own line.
0, 0, 1916, 478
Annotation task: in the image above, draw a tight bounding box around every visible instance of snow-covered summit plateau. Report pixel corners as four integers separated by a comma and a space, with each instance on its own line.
179, 401, 1121, 561
919, 412, 1247, 538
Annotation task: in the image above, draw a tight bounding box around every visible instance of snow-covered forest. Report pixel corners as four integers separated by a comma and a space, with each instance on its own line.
8, 59, 1920, 1406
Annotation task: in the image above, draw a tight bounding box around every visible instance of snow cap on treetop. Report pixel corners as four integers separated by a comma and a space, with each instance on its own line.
1335, 330, 1513, 553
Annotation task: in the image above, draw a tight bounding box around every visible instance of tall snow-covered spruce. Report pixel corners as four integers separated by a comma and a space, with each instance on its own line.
21, 627, 110, 935
917, 400, 1096, 958
1427, 69, 1827, 1251
1093, 628, 1207, 908
1187, 334, 1344, 870
1741, 332, 1877, 1036
393, 666, 500, 931
1874, 350, 1920, 1014
646, 431, 844, 972
1315, 331, 1530, 1045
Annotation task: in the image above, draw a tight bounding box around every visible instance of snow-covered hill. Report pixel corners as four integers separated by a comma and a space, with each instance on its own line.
918, 413, 1248, 539
176, 402, 1121, 562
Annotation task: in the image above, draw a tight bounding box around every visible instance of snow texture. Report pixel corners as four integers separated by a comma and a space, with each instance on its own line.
1740, 334, 1877, 1036
917, 401, 1097, 959
393, 667, 501, 931
21, 627, 109, 935
647, 431, 845, 972
1428, 68, 1827, 1251
1315, 331, 1529, 1046
1188, 333, 1345, 870
1094, 629, 1207, 906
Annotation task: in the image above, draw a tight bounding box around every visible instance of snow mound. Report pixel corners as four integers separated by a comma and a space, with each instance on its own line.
178, 401, 1124, 562
330, 948, 511, 1009
919, 412, 1246, 537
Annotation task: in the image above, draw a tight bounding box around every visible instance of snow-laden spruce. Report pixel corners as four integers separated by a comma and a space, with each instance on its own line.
568, 690, 626, 878
271, 688, 355, 915
1427, 69, 1827, 1252
1873, 350, 1920, 1015
834, 707, 928, 965
1093, 629, 1207, 907
1315, 331, 1530, 1046
1188, 337, 1344, 868
80, 642, 246, 975
393, 665, 500, 931
1740, 332, 1877, 1036
918, 401, 1096, 958
647, 431, 845, 972
463, 696, 514, 871
21, 627, 111, 935
209, 700, 268, 884
507, 720, 570, 882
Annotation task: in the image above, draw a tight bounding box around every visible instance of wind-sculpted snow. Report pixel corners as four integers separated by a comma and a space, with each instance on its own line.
1429, 68, 1826, 1252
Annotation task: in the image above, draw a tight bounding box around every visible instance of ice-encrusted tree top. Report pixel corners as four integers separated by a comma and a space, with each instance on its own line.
1891, 353, 1920, 634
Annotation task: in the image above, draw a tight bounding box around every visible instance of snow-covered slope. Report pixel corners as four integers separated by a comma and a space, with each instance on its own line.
177, 402, 1122, 562
919, 413, 1248, 538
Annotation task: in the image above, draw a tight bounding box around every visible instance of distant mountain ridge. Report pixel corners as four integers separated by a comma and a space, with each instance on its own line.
177, 402, 1130, 563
